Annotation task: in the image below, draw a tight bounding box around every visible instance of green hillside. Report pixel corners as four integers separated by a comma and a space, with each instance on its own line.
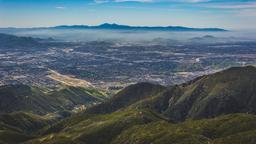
0, 112, 56, 144
25, 112, 256, 144
113, 113, 256, 144
26, 108, 165, 144
1, 66, 256, 144
140, 66, 256, 121
0, 85, 107, 115
0, 112, 56, 134
87, 82, 166, 114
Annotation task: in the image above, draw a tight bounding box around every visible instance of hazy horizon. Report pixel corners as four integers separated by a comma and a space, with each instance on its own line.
1, 0, 256, 30
0, 22, 229, 29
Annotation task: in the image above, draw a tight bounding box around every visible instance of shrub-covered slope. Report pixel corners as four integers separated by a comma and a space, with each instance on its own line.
27, 108, 164, 144
87, 82, 166, 114
142, 66, 256, 121
0, 112, 56, 144
26, 113, 256, 144
0, 85, 107, 115
1, 66, 256, 144
113, 113, 256, 144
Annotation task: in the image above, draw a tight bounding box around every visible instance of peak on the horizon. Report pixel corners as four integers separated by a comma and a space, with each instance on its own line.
99, 23, 119, 26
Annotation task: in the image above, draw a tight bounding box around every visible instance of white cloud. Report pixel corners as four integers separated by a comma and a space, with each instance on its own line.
236, 9, 256, 17
201, 2, 256, 9
55, 6, 66, 9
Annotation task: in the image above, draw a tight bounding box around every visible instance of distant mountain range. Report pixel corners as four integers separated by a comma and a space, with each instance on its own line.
0, 23, 227, 32
51, 23, 227, 32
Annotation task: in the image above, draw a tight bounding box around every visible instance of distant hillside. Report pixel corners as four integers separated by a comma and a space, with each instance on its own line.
0, 33, 55, 51
0, 33, 40, 50
52, 23, 227, 32
189, 35, 220, 43
0, 85, 107, 115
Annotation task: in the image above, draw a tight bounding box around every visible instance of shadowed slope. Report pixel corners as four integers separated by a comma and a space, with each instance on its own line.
0, 112, 56, 144
87, 82, 166, 114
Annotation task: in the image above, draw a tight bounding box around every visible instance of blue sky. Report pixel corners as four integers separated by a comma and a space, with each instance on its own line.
0, 0, 256, 29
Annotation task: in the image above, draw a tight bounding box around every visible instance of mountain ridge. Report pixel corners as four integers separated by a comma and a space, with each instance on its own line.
0, 23, 227, 31
52, 23, 227, 31
1, 66, 256, 144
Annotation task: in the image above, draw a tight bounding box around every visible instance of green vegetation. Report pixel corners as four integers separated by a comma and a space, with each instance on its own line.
113, 114, 256, 144
0, 112, 55, 134
138, 66, 256, 121
0, 85, 107, 115
0, 130, 33, 144
87, 82, 166, 114
1, 66, 256, 143
26, 113, 256, 144
0, 112, 56, 144
28, 108, 164, 144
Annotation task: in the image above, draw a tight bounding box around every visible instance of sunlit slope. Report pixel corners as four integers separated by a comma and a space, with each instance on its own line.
47, 70, 94, 88
113, 114, 256, 144
139, 66, 256, 121
0, 85, 107, 115
27, 108, 165, 144
26, 113, 256, 144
